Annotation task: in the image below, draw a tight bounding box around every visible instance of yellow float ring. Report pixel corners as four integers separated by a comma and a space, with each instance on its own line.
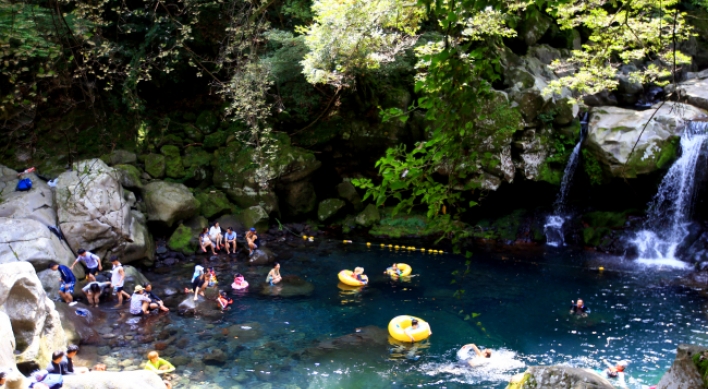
388, 315, 430, 342
338, 270, 367, 286
385, 263, 412, 278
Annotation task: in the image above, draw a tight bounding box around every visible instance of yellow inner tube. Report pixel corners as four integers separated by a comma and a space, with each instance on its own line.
386, 263, 412, 278
338, 270, 367, 286
388, 315, 430, 342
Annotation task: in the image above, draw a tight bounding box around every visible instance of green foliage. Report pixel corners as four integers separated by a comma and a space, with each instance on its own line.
546, 0, 693, 100
691, 352, 708, 388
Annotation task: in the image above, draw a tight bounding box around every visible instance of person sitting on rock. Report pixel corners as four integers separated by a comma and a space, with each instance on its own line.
246, 227, 258, 256
110, 257, 132, 308
459, 343, 492, 367
224, 227, 238, 254
266, 263, 282, 285
63, 345, 89, 374
570, 299, 588, 317
144, 351, 174, 389
48, 262, 76, 304
209, 222, 223, 251
217, 291, 233, 310
70, 249, 102, 282
184, 265, 208, 301
130, 285, 157, 316
199, 228, 217, 255
353, 267, 368, 285
81, 281, 111, 308
46, 351, 70, 375
28, 370, 62, 389
143, 283, 169, 312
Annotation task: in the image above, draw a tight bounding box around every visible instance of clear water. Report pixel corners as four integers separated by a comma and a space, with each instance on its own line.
634, 121, 708, 265
90, 244, 708, 389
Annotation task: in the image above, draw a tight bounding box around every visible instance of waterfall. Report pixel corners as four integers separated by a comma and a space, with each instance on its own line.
544, 113, 589, 246
632, 120, 708, 268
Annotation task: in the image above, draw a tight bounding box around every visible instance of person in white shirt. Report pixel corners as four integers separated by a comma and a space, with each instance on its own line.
71, 249, 102, 282
208, 222, 223, 251
130, 285, 157, 316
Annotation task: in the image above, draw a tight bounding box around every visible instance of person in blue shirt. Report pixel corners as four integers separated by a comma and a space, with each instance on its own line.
70, 249, 102, 282
224, 227, 238, 254
49, 262, 76, 304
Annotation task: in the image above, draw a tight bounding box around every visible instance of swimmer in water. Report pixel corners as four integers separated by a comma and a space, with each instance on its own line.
459, 343, 492, 367
385, 263, 402, 278
353, 267, 368, 285
570, 299, 588, 317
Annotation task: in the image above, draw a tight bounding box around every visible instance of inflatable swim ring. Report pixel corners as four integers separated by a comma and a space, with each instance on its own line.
385, 263, 412, 278
338, 270, 367, 286
388, 315, 431, 342
337, 282, 362, 292
231, 280, 249, 290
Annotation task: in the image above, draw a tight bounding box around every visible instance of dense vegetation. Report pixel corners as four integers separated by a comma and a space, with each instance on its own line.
1, 0, 707, 246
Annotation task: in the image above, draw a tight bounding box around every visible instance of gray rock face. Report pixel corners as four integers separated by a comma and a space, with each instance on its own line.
55, 159, 152, 265
143, 181, 198, 227
0, 311, 15, 370
0, 218, 80, 275
63, 370, 167, 389
0, 168, 57, 227
656, 344, 705, 389
337, 181, 362, 210
677, 77, 708, 111
508, 366, 614, 389
0, 262, 66, 367
587, 102, 707, 177
239, 205, 269, 232
513, 128, 552, 181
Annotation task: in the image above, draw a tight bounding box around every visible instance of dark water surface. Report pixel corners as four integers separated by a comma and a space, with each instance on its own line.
95, 243, 708, 389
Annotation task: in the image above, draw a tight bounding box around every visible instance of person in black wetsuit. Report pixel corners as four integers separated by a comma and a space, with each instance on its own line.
570, 299, 588, 317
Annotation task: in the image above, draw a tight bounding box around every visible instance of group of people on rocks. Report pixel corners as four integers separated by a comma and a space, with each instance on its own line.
199, 223, 260, 256
21, 345, 175, 389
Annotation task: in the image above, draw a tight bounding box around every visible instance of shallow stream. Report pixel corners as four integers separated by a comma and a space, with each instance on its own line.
80, 243, 708, 389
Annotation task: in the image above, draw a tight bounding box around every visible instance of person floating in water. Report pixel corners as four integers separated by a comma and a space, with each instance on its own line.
217, 291, 233, 310
570, 299, 588, 317
459, 343, 492, 367
603, 359, 629, 388
266, 263, 282, 285
405, 318, 432, 342
385, 263, 402, 278
353, 267, 368, 285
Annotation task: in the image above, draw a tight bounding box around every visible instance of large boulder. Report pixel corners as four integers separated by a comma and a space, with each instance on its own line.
144, 154, 166, 179
337, 181, 362, 211
318, 198, 346, 222
587, 102, 707, 177
167, 215, 207, 254
676, 75, 708, 111
655, 344, 706, 389
513, 128, 552, 181
54, 303, 105, 346
355, 204, 380, 227
0, 168, 57, 226
113, 164, 143, 190
143, 181, 198, 227
0, 262, 66, 367
55, 159, 152, 265
160, 145, 184, 179
507, 366, 614, 389
0, 218, 79, 275
0, 311, 15, 369
278, 179, 317, 217
194, 190, 232, 219
211, 133, 320, 216
100, 150, 137, 166
63, 370, 167, 389
239, 205, 269, 232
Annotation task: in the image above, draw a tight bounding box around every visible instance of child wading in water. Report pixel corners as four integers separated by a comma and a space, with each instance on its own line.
217, 291, 233, 310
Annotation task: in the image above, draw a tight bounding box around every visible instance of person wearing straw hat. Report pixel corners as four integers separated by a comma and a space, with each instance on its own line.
130, 285, 157, 316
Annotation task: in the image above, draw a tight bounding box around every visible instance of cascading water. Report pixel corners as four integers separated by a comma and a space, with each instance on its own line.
632, 120, 708, 268
544, 113, 588, 246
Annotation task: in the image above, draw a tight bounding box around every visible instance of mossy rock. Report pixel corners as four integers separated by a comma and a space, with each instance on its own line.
144, 154, 166, 178
100, 150, 137, 166
183, 124, 204, 142
491, 209, 526, 241
161, 145, 185, 179
240, 205, 269, 232
336, 181, 362, 210
160, 134, 184, 146
195, 191, 233, 219
583, 211, 629, 229
203, 131, 229, 150
196, 111, 219, 134
114, 164, 143, 190
317, 198, 346, 222
355, 204, 380, 227
167, 224, 197, 254
183, 147, 213, 168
